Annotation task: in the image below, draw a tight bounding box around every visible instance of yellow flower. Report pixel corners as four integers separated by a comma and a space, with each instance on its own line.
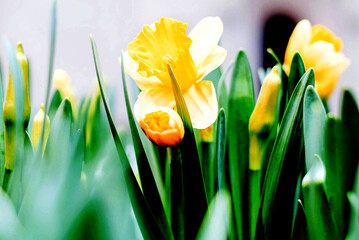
139, 107, 184, 146
31, 103, 50, 152
123, 17, 226, 129
53, 69, 77, 107
284, 19, 350, 99
249, 66, 281, 170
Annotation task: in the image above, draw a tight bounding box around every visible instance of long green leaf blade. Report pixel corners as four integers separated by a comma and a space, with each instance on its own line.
256, 69, 314, 239
303, 85, 327, 170
120, 52, 172, 239
168, 65, 208, 239
90, 35, 167, 240
228, 50, 255, 240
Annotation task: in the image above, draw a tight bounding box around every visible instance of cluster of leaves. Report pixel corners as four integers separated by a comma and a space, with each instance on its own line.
0, 1, 358, 240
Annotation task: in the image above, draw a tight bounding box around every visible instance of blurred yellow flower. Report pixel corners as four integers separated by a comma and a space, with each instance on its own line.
284, 20, 350, 99
139, 107, 184, 146
53, 69, 76, 107
123, 17, 226, 129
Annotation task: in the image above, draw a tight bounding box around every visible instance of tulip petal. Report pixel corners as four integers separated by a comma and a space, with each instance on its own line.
122, 51, 165, 90
197, 46, 227, 82
311, 25, 343, 51
134, 87, 175, 121
302, 41, 350, 98
189, 17, 224, 68
284, 19, 312, 69
183, 81, 218, 129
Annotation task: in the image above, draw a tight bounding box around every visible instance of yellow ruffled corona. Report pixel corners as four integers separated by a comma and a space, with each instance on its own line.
139, 107, 184, 146
3, 42, 31, 170
284, 20, 350, 99
249, 66, 281, 170
123, 17, 226, 129
31, 103, 50, 152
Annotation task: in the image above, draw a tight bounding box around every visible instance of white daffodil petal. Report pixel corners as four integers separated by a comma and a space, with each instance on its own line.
134, 87, 175, 121
189, 16, 224, 68
183, 81, 218, 129
121, 51, 164, 90
197, 45, 227, 82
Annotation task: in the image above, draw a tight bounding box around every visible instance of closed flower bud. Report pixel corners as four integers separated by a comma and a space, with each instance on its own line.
3, 42, 31, 170
249, 66, 281, 170
139, 107, 185, 146
31, 103, 50, 152
17, 42, 31, 129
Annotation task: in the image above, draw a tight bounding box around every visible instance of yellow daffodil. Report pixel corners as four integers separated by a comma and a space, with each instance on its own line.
139, 107, 185, 146
249, 66, 281, 170
123, 17, 226, 129
31, 103, 50, 152
53, 69, 77, 107
284, 19, 350, 99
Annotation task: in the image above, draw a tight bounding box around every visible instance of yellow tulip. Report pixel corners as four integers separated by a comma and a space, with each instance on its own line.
31, 103, 50, 152
249, 66, 281, 170
123, 17, 226, 129
284, 19, 350, 99
139, 107, 184, 146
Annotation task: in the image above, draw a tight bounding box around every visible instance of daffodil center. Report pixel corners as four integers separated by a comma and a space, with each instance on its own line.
163, 54, 175, 68
144, 110, 172, 132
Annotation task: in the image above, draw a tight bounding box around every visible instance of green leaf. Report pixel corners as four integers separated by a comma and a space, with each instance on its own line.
197, 190, 231, 240
346, 165, 359, 240
34, 0, 57, 162
90, 35, 168, 240
303, 85, 327, 171
48, 90, 62, 120
288, 53, 305, 99
120, 52, 172, 239
216, 61, 234, 112
216, 109, 227, 191
0, 188, 22, 239
325, 89, 359, 238
168, 65, 208, 239
292, 200, 308, 240
228, 50, 255, 240
256, 69, 314, 239
206, 67, 222, 88
302, 155, 337, 240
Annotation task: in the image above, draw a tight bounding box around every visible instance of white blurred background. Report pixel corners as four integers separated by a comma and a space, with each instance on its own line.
0, 0, 359, 122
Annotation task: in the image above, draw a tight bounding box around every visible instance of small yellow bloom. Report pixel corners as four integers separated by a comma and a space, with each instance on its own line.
53, 69, 76, 107
284, 20, 350, 99
123, 17, 226, 129
139, 107, 184, 146
249, 66, 281, 170
31, 103, 50, 152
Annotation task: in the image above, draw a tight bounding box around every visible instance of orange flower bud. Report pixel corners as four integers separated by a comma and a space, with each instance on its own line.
139, 107, 184, 146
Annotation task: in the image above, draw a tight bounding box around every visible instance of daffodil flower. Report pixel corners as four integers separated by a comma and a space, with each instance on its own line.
284, 19, 350, 99
123, 17, 226, 129
139, 107, 184, 146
